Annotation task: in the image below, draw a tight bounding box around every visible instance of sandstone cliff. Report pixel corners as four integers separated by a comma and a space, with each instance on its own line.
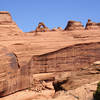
0, 11, 100, 98
0, 45, 31, 97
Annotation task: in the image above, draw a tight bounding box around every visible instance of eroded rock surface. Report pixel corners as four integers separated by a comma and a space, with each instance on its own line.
0, 81, 98, 100
1, 11, 100, 99
30, 42, 100, 73
53, 81, 98, 100
0, 11, 23, 36
0, 46, 20, 96
35, 22, 50, 32
85, 19, 100, 30
0, 11, 12, 22
64, 20, 84, 31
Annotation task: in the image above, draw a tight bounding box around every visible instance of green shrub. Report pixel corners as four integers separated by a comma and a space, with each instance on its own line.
93, 82, 100, 100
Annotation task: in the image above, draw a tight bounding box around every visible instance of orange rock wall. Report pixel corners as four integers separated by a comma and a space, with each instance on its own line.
31, 42, 100, 73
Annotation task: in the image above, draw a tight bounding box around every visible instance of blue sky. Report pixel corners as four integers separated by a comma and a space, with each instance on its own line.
1, 0, 100, 32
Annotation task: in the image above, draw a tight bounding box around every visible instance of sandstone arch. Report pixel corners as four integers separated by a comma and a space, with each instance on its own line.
35, 22, 49, 32
37, 22, 46, 28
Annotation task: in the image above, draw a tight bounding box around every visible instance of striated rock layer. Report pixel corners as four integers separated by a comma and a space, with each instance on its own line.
0, 11, 23, 36
30, 42, 100, 73
64, 20, 84, 31
0, 46, 31, 97
0, 11, 12, 22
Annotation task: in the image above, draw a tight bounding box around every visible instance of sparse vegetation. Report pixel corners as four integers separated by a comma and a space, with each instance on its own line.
93, 82, 100, 100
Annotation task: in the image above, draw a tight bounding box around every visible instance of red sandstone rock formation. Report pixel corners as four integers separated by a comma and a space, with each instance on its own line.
85, 19, 100, 30
51, 27, 63, 31
35, 22, 50, 32
30, 42, 100, 73
64, 20, 84, 31
0, 46, 31, 97
57, 27, 63, 30
1, 11, 100, 99
0, 11, 12, 22
0, 11, 23, 36
0, 46, 20, 96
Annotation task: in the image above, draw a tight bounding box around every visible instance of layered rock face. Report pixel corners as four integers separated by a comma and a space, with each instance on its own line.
0, 11, 23, 36
85, 19, 100, 30
0, 46, 19, 96
64, 20, 84, 31
0, 46, 31, 97
30, 42, 100, 73
0, 11, 12, 22
1, 11, 100, 99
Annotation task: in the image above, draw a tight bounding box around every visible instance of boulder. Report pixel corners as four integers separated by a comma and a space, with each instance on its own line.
51, 27, 63, 31
57, 27, 63, 31
53, 81, 98, 100
64, 20, 84, 31
65, 81, 98, 100
32, 73, 55, 81
51, 27, 57, 31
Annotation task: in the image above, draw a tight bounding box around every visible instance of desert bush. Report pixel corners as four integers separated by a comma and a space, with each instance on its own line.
93, 82, 100, 100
